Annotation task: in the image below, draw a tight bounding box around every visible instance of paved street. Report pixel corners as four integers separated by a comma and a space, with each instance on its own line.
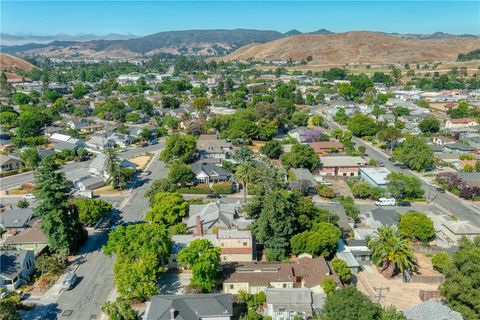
23, 152, 167, 320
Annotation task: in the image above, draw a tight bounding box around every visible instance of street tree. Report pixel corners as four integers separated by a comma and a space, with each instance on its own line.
75, 198, 112, 227
160, 134, 197, 163
393, 135, 434, 171
146, 192, 188, 226
236, 162, 256, 203
347, 114, 378, 137
280, 144, 319, 171
387, 172, 424, 199
322, 287, 383, 320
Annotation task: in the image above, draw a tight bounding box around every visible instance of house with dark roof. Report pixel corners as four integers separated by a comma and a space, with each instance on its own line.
191, 163, 230, 184
0, 208, 33, 231
443, 142, 476, 154
144, 293, 233, 320
196, 134, 233, 160
186, 201, 245, 233
222, 255, 339, 295
0, 250, 35, 290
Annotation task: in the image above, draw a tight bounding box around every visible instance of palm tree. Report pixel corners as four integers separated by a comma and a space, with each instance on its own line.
369, 226, 416, 278
235, 162, 256, 203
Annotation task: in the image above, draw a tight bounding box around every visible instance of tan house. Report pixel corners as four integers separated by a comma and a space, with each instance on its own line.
309, 141, 344, 155
0, 154, 22, 172
317, 156, 367, 177
222, 255, 339, 295
445, 118, 477, 129
218, 229, 255, 262
4, 227, 49, 254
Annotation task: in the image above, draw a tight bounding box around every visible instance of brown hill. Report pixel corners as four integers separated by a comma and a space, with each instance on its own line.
219, 31, 480, 64
0, 53, 37, 82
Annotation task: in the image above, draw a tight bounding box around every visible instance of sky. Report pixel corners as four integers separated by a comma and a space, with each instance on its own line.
1, 1, 479, 36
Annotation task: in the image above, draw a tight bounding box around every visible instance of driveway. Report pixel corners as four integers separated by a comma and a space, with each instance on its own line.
159, 271, 191, 295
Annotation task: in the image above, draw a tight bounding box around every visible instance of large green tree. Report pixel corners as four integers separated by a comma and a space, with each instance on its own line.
386, 172, 424, 200
167, 161, 194, 186
321, 287, 383, 320
347, 114, 378, 137
393, 135, 434, 171
440, 236, 480, 319
280, 144, 319, 171
236, 162, 256, 203
34, 157, 85, 253
160, 134, 196, 163
290, 222, 341, 258
75, 198, 112, 227
145, 192, 188, 226
398, 212, 435, 242
419, 117, 440, 133
178, 239, 221, 293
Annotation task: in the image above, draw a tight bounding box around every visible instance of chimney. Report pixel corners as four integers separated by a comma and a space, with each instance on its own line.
169, 307, 175, 320
194, 216, 203, 236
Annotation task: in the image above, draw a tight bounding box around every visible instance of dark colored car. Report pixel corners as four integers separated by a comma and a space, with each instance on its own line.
397, 201, 411, 207
399, 165, 408, 169
207, 194, 221, 199
436, 187, 446, 193
388, 157, 395, 162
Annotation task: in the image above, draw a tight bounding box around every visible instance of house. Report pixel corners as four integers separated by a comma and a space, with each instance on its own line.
4, 227, 49, 253
377, 114, 396, 124
465, 136, 480, 149
223, 255, 339, 295
445, 118, 477, 129
317, 156, 367, 177
0, 208, 33, 231
289, 127, 324, 143
289, 168, 318, 191
404, 122, 421, 134
144, 294, 233, 320
439, 220, 480, 244
85, 135, 116, 153
432, 136, 456, 146
186, 201, 244, 233
196, 134, 233, 160
89, 153, 137, 178
265, 288, 314, 320
0, 138, 15, 152
217, 229, 255, 262
67, 119, 89, 130
0, 250, 35, 290
49, 133, 72, 143
191, 163, 230, 184
443, 142, 476, 154
405, 300, 463, 320
336, 239, 371, 274
107, 133, 133, 148
77, 176, 105, 191
454, 172, 480, 188
360, 167, 391, 187
53, 138, 86, 152
309, 141, 344, 155
0, 154, 23, 172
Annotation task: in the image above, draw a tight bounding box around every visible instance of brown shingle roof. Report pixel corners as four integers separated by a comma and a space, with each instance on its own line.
5, 228, 48, 245
309, 141, 344, 153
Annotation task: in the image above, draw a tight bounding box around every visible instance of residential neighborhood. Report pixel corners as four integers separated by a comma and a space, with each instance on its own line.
1, 5, 480, 320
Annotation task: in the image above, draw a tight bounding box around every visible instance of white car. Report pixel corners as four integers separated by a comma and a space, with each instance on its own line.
22, 193, 36, 200
375, 198, 396, 206
426, 181, 436, 187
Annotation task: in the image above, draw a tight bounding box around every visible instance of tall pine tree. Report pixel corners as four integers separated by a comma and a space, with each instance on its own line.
34, 157, 85, 254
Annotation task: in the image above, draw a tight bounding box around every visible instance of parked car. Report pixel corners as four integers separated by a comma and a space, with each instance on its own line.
378, 161, 385, 167
22, 193, 35, 200
142, 170, 151, 176
426, 181, 436, 187
62, 272, 77, 290
329, 199, 341, 205
207, 194, 221, 199
397, 201, 411, 207
375, 198, 396, 206
320, 181, 333, 186
399, 165, 408, 169
436, 187, 446, 193
388, 157, 395, 162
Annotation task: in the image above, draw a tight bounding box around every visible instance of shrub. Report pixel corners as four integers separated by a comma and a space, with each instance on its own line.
318, 185, 335, 198
431, 252, 453, 273
211, 181, 233, 194
332, 257, 352, 283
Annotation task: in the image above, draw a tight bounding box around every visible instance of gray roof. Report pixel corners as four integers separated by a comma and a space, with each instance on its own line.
54, 141, 78, 151
191, 163, 230, 179
65, 168, 91, 183
0, 208, 33, 229
371, 208, 400, 226
145, 294, 233, 320
266, 288, 313, 314
217, 229, 252, 240
444, 143, 475, 152
290, 168, 316, 183
0, 250, 32, 279
77, 176, 105, 190
187, 201, 239, 230
170, 234, 217, 254
405, 300, 463, 320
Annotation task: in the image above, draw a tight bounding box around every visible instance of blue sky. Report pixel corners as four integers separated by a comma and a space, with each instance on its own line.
1, 1, 479, 36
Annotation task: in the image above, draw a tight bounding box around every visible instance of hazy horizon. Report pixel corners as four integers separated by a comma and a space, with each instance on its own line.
1, 1, 479, 36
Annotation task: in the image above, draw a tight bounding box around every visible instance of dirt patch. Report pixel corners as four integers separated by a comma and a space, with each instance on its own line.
129, 155, 152, 170
415, 252, 442, 277
94, 185, 124, 196
328, 178, 354, 198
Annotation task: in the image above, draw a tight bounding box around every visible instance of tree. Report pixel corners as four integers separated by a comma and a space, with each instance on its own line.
377, 127, 402, 150
392, 107, 410, 118
253, 190, 298, 260
260, 140, 283, 159
105, 149, 132, 190
369, 226, 416, 278
161, 95, 180, 109
72, 85, 89, 99
178, 239, 221, 292
322, 287, 383, 320
192, 97, 210, 119
168, 161, 194, 186
103, 223, 171, 301
160, 134, 196, 163
33, 157, 85, 253
431, 251, 453, 273
351, 181, 384, 199
291, 110, 310, 126
332, 257, 352, 283
347, 114, 378, 137
381, 306, 407, 320
440, 236, 480, 319
387, 172, 424, 199
16, 110, 49, 138
101, 299, 138, 320
232, 146, 254, 162
16, 199, 30, 209
12, 92, 31, 105
398, 212, 435, 242
0, 290, 21, 320
280, 144, 319, 171
128, 95, 153, 115
146, 192, 188, 226
393, 135, 434, 171
357, 145, 366, 155
0, 71, 15, 97
321, 278, 337, 295
75, 198, 112, 227
333, 108, 349, 124
236, 162, 256, 203
419, 117, 440, 133
290, 222, 341, 258
20, 147, 41, 168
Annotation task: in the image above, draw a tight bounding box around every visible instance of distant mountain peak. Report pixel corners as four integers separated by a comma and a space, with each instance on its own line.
309, 29, 334, 35
284, 29, 303, 36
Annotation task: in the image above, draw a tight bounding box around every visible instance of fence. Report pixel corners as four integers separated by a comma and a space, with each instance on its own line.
410, 275, 445, 284
419, 290, 441, 301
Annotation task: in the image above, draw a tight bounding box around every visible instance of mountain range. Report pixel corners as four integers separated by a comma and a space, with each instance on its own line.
1, 29, 478, 63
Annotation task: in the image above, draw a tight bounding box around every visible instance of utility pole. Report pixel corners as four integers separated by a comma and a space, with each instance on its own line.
373, 287, 389, 304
